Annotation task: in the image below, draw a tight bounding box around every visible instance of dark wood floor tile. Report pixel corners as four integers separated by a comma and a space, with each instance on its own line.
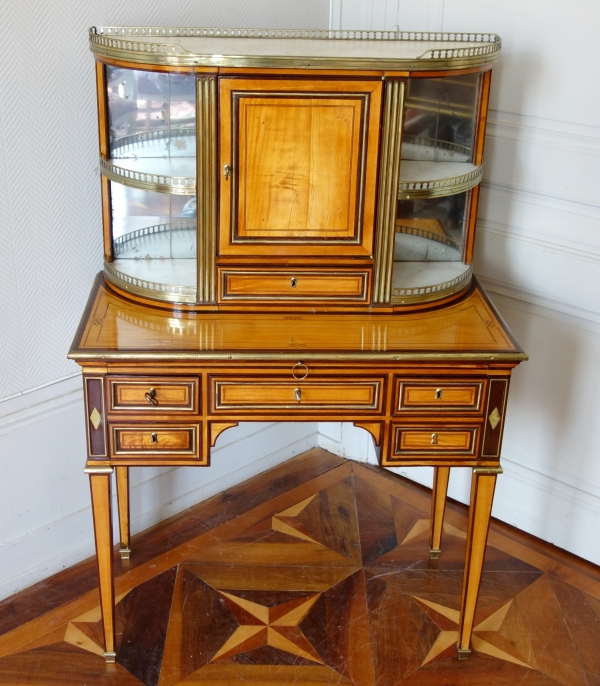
182, 563, 359, 592
300, 570, 375, 685
0, 641, 144, 684
353, 475, 398, 566
547, 574, 600, 683
116, 567, 177, 686
398, 654, 566, 685
364, 571, 440, 685
499, 574, 589, 686
178, 663, 353, 683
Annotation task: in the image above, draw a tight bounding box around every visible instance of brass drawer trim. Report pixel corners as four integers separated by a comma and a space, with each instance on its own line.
110, 424, 200, 457
392, 425, 479, 456
219, 270, 370, 302
108, 378, 198, 412
212, 379, 381, 412
395, 380, 484, 413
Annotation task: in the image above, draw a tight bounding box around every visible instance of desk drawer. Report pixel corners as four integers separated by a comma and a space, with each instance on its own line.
219, 269, 369, 302
395, 379, 484, 413
108, 377, 198, 413
211, 379, 381, 412
392, 425, 479, 457
110, 424, 200, 458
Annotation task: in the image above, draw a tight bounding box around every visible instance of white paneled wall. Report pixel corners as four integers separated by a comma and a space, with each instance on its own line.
0, 0, 328, 601
324, 0, 600, 564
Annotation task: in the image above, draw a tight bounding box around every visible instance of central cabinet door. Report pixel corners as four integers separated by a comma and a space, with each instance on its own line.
218, 78, 382, 257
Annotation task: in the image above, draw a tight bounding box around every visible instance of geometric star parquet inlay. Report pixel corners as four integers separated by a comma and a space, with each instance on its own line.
0, 449, 599, 686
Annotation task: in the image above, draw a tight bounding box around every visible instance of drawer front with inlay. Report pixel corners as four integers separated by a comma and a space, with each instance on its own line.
392, 425, 479, 457
108, 377, 199, 413
110, 424, 200, 458
395, 379, 484, 413
211, 379, 382, 413
219, 270, 369, 302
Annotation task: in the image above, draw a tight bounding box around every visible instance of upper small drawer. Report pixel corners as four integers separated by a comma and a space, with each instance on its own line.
395, 379, 485, 413
219, 269, 370, 303
108, 377, 199, 413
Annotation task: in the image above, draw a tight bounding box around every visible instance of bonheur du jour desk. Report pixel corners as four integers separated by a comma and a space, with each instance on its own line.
68, 274, 526, 662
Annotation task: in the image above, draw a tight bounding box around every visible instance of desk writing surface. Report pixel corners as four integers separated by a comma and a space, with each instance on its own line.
69, 275, 525, 362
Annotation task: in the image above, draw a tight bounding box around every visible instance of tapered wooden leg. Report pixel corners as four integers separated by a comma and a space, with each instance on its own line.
429, 466, 450, 559
115, 466, 131, 560
457, 467, 501, 659
88, 469, 116, 663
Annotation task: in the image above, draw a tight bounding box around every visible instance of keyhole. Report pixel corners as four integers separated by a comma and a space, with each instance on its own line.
290, 278, 297, 288
294, 388, 301, 402
151, 432, 158, 444
435, 389, 443, 400
431, 433, 438, 445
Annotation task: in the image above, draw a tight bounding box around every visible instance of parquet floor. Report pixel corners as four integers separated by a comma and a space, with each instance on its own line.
1, 449, 600, 685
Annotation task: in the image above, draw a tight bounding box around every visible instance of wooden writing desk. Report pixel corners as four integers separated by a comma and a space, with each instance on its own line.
69, 274, 526, 663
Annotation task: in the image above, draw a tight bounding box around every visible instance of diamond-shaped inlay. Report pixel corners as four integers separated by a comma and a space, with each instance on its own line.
488, 406, 501, 430
89, 407, 102, 430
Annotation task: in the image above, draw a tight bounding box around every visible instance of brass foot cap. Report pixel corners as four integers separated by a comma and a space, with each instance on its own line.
104, 651, 117, 663
119, 547, 131, 560
457, 647, 471, 660
429, 548, 441, 560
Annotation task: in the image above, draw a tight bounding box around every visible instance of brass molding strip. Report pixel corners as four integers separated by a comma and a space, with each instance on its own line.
84, 464, 114, 474
70, 350, 529, 363
89, 27, 501, 71
196, 76, 217, 304
103, 260, 197, 303
390, 263, 473, 305
100, 157, 196, 195
473, 466, 503, 475
374, 80, 404, 304
399, 164, 483, 199
112, 221, 196, 256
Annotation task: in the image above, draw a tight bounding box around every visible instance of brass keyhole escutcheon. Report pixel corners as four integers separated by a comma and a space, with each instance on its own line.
145, 388, 158, 405
431, 433, 438, 445
290, 277, 297, 288
294, 388, 301, 402
224, 164, 232, 180
435, 388, 443, 400
151, 432, 158, 444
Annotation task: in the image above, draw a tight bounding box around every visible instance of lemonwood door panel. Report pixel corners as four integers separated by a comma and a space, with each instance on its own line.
219, 78, 382, 257
108, 377, 199, 413
391, 425, 479, 458
219, 269, 370, 302
110, 424, 200, 458
395, 379, 485, 413
210, 379, 382, 413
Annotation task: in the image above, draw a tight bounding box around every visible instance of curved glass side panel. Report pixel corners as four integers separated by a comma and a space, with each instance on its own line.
106, 67, 196, 165
107, 182, 197, 301
391, 191, 471, 303
402, 72, 480, 163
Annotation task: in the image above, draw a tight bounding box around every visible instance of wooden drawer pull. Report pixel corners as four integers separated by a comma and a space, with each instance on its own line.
144, 388, 158, 405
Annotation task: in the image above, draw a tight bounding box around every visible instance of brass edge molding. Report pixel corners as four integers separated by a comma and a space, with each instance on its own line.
399, 164, 483, 200
374, 80, 404, 304
103, 260, 197, 303
84, 464, 114, 474
391, 263, 473, 304
473, 466, 502, 475
395, 224, 461, 251
89, 27, 501, 71
100, 157, 196, 195
197, 76, 217, 303
69, 350, 529, 362
113, 221, 196, 256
